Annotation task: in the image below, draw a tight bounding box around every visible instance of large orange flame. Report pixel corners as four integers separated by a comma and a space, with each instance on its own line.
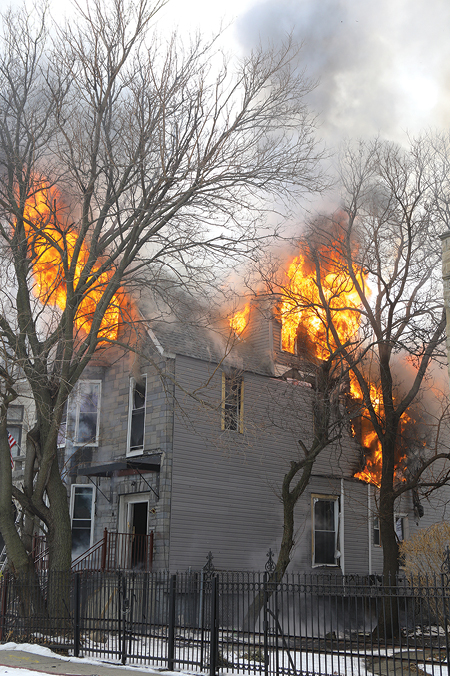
19, 180, 122, 342
229, 303, 250, 335
280, 249, 363, 359
229, 226, 420, 488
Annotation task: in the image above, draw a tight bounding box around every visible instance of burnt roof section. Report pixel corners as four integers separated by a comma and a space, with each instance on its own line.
138, 290, 311, 378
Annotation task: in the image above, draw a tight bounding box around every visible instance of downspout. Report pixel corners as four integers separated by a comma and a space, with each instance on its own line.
340, 478, 345, 576
368, 484, 372, 576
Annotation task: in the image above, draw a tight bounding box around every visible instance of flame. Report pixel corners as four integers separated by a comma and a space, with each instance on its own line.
280, 248, 364, 360
229, 303, 250, 335
19, 180, 122, 342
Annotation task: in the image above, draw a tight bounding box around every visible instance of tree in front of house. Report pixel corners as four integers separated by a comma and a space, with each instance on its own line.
280, 137, 450, 585
0, 0, 327, 583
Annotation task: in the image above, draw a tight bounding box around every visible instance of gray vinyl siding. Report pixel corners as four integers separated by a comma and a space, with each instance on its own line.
168, 354, 370, 573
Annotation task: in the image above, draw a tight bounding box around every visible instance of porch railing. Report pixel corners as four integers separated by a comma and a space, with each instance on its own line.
31, 529, 154, 572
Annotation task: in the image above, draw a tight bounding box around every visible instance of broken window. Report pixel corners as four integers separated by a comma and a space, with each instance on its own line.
312, 496, 339, 566
222, 372, 243, 433
74, 381, 101, 446
70, 485, 95, 559
127, 376, 147, 454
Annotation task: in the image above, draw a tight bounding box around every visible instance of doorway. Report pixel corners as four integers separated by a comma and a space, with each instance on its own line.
128, 501, 148, 569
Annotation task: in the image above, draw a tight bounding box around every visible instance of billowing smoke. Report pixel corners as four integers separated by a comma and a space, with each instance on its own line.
236, 0, 450, 145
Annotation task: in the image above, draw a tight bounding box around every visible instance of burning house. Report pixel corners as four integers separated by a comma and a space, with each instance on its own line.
9, 279, 450, 574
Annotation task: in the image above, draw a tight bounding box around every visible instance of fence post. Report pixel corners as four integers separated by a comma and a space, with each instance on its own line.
120, 572, 129, 665
263, 573, 269, 676
0, 572, 8, 642
209, 575, 219, 676
167, 574, 177, 671
73, 572, 81, 658
101, 529, 108, 572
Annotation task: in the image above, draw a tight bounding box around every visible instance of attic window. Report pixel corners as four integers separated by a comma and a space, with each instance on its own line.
221, 372, 244, 433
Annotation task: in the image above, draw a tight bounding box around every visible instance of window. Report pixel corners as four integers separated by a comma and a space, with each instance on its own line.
74, 381, 101, 446
7, 405, 23, 458
127, 376, 147, 455
70, 485, 95, 558
373, 516, 381, 546
312, 496, 340, 566
221, 372, 244, 433
395, 514, 407, 542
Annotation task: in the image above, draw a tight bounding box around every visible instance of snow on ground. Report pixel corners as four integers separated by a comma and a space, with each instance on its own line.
0, 643, 186, 676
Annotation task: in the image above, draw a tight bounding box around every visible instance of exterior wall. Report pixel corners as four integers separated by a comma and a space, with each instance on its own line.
66, 344, 175, 570
168, 353, 372, 573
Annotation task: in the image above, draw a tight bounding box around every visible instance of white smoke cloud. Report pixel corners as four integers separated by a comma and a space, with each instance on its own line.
236, 0, 450, 146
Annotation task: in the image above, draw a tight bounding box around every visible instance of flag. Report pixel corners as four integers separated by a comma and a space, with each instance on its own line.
7, 432, 16, 468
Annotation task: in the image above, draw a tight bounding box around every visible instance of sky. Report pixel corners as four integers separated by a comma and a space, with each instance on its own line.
157, 0, 450, 149
2, 0, 447, 150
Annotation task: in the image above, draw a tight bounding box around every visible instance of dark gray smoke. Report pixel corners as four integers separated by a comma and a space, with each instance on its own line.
236, 0, 450, 145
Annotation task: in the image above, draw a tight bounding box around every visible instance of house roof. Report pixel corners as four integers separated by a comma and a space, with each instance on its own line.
137, 290, 277, 376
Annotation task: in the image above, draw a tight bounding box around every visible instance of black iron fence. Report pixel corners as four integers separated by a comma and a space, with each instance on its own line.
1, 570, 450, 675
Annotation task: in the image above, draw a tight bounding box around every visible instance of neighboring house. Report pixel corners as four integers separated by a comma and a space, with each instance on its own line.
10, 292, 450, 574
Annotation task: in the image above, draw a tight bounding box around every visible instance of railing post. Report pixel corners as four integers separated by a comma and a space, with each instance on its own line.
101, 528, 108, 572
148, 531, 154, 571
0, 571, 9, 642
209, 575, 219, 676
73, 572, 81, 657
167, 574, 177, 670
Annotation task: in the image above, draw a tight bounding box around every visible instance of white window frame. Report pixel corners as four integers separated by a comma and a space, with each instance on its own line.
373, 515, 381, 546
70, 484, 96, 555
127, 375, 147, 457
312, 495, 340, 568
74, 380, 101, 447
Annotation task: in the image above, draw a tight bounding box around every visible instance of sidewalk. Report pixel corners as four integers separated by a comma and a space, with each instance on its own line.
0, 645, 180, 676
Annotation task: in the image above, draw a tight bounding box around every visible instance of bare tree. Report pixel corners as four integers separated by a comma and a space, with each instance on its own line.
287, 137, 449, 588
0, 0, 327, 580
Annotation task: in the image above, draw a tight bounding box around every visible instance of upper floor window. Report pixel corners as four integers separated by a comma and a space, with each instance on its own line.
127, 376, 147, 455
312, 495, 340, 567
221, 372, 244, 433
74, 381, 101, 446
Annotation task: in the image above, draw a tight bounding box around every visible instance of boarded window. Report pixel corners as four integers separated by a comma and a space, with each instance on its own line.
222, 373, 244, 433
74, 381, 101, 446
128, 376, 146, 454
71, 485, 94, 558
312, 496, 339, 566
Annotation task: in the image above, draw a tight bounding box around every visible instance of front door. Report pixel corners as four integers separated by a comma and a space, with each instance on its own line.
127, 500, 148, 569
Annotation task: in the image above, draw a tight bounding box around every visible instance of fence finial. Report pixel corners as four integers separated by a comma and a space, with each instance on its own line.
265, 548, 276, 573
203, 551, 215, 574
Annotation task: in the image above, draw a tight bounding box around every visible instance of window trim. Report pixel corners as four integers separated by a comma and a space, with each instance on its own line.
73, 380, 101, 447
127, 375, 147, 457
70, 484, 96, 554
221, 372, 244, 433
311, 494, 340, 568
